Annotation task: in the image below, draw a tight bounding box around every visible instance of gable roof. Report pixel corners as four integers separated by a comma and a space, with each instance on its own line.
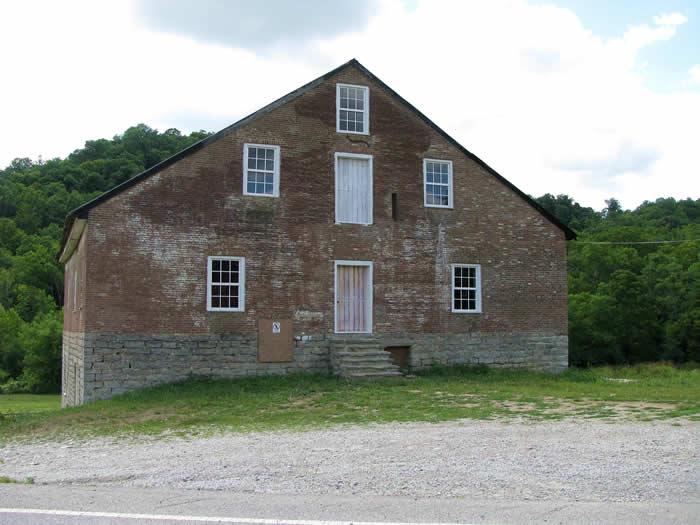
60, 58, 575, 256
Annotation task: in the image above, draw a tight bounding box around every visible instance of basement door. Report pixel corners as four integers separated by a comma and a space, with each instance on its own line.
335, 153, 373, 225
335, 261, 373, 334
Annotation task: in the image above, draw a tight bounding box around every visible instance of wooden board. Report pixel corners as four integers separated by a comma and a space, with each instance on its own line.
258, 319, 294, 362
336, 265, 368, 332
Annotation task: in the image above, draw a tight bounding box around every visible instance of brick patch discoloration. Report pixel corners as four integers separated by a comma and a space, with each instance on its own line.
62, 63, 569, 404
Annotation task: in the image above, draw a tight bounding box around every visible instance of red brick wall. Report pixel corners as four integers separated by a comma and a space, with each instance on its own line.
63, 228, 87, 333
82, 65, 568, 337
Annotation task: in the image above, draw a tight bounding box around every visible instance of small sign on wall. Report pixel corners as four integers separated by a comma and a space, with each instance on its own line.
258, 319, 293, 362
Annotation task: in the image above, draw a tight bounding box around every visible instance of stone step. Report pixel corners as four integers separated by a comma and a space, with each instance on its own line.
335, 353, 394, 362
330, 338, 376, 344
331, 343, 383, 352
344, 370, 403, 378
342, 361, 399, 370
331, 340, 405, 378
332, 350, 389, 359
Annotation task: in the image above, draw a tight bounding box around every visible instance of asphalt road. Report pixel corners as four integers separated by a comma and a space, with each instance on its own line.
0, 484, 698, 525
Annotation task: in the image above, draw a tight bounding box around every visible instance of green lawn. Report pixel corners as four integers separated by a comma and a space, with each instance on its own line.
0, 394, 60, 415
1, 363, 698, 442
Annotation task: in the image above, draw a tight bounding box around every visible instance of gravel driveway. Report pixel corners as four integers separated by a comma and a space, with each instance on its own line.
1, 420, 698, 503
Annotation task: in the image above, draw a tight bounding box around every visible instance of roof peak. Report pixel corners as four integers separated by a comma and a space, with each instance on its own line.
59, 58, 574, 256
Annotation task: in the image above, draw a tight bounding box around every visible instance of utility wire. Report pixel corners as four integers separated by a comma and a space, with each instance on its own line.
571, 239, 700, 245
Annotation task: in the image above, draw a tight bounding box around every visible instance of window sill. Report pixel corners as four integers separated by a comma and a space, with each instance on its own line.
337, 129, 370, 136
424, 204, 454, 209
243, 192, 279, 198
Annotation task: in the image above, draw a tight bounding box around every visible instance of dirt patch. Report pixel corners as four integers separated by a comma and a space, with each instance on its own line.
279, 393, 325, 409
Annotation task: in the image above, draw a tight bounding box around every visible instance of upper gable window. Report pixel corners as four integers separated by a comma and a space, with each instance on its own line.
423, 159, 453, 208
337, 84, 369, 135
243, 144, 280, 197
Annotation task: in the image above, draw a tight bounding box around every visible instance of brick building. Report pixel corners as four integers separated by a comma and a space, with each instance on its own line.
59, 59, 575, 406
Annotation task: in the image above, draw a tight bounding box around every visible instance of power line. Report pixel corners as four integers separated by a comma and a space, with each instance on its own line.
571, 239, 700, 245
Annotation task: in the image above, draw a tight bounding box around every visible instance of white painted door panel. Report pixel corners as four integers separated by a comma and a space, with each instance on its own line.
336, 157, 371, 224
336, 265, 370, 333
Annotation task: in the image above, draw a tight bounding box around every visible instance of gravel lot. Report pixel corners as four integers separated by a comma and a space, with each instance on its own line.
1, 420, 698, 503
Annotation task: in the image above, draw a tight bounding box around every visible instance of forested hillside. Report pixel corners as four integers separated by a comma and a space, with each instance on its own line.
0, 125, 210, 393
537, 195, 699, 366
0, 125, 697, 393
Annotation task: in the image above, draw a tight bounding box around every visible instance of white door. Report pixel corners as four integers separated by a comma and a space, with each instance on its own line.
335, 262, 372, 333
336, 154, 372, 224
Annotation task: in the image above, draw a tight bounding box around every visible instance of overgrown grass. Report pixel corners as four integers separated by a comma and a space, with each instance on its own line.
0, 363, 697, 442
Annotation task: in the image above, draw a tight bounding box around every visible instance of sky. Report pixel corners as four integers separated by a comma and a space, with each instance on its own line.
0, 0, 698, 210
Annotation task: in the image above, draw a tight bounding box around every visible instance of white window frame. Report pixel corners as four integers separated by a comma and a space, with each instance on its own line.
334, 260, 373, 334
206, 256, 246, 312
334, 152, 374, 225
336, 83, 370, 135
451, 264, 482, 313
243, 143, 280, 198
423, 159, 454, 209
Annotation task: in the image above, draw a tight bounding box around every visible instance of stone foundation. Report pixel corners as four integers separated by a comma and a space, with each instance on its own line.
67, 331, 568, 404
62, 331, 86, 407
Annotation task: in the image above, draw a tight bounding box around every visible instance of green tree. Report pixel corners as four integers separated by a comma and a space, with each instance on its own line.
599, 270, 661, 363
569, 293, 621, 366
19, 310, 63, 393
14, 284, 56, 322
0, 306, 25, 380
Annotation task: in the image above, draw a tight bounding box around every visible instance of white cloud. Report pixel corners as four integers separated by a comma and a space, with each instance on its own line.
314, 0, 699, 209
690, 65, 700, 85
653, 12, 688, 26
133, 0, 375, 52
0, 0, 698, 210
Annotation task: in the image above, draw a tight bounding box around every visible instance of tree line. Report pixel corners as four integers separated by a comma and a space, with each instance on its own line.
0, 125, 209, 393
0, 125, 697, 393
537, 194, 699, 365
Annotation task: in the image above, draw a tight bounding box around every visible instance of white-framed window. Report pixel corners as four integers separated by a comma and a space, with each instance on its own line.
207, 256, 245, 312
243, 144, 280, 197
423, 159, 453, 208
336, 84, 369, 135
335, 152, 373, 225
452, 264, 482, 313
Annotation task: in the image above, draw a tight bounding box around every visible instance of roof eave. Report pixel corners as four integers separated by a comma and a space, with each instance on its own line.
58, 217, 87, 263
349, 60, 576, 240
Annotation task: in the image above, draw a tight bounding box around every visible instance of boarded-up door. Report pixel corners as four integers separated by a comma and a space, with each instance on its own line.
335, 263, 372, 333
336, 155, 372, 224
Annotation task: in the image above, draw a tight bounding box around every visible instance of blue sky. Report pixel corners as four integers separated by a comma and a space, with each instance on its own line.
553, 0, 700, 91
